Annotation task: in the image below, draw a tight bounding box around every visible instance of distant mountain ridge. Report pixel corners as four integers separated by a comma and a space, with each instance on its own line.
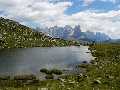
37, 25, 111, 42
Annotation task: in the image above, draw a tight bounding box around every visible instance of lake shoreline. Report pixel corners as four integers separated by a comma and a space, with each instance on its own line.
0, 46, 92, 74
0, 45, 96, 89
0, 46, 92, 75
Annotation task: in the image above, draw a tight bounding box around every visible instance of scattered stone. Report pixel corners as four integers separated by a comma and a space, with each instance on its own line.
93, 80, 101, 84
41, 88, 48, 90
0, 76, 10, 80
67, 88, 71, 90
69, 81, 75, 84
59, 78, 66, 82
82, 61, 88, 64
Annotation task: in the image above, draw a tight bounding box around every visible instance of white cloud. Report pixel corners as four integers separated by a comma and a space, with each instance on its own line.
41, 10, 120, 39
0, 0, 72, 23
0, 0, 120, 39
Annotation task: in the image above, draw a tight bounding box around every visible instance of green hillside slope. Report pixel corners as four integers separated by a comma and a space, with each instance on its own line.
0, 17, 80, 48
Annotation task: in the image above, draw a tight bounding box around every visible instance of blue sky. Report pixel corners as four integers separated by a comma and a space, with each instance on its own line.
0, 0, 120, 39
66, 0, 120, 14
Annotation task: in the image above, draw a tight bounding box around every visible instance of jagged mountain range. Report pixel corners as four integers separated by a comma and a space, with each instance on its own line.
37, 25, 111, 42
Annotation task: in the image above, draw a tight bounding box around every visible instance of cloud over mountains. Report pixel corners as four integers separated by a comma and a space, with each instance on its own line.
0, 0, 120, 39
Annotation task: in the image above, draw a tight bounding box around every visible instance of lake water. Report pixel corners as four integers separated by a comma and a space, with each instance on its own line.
0, 46, 92, 75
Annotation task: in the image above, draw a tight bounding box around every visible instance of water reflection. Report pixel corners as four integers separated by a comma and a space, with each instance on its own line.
0, 46, 92, 75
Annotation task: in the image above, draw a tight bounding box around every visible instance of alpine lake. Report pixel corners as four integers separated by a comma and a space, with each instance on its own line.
0, 46, 93, 77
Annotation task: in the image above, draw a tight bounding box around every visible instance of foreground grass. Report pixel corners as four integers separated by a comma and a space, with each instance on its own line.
86, 44, 120, 90
0, 44, 120, 90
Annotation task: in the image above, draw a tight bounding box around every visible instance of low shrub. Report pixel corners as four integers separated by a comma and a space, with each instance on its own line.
51, 69, 62, 75
45, 74, 54, 79
14, 74, 36, 80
